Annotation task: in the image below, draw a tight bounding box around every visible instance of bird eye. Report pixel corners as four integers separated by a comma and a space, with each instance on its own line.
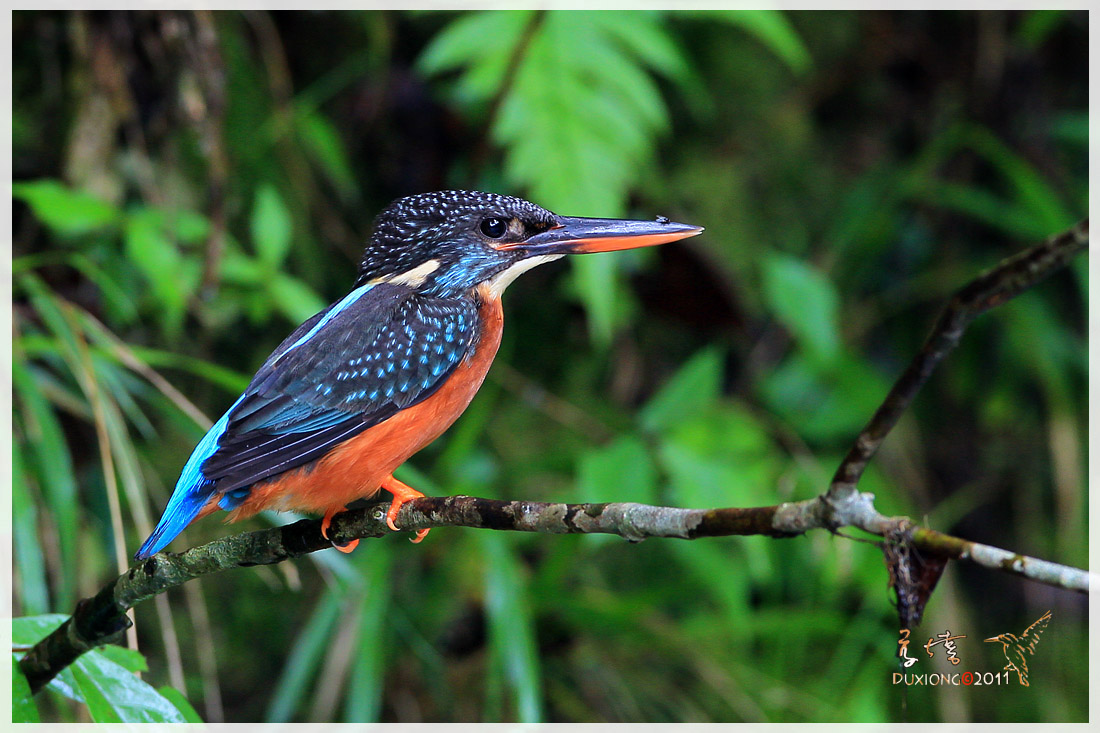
480, 218, 507, 239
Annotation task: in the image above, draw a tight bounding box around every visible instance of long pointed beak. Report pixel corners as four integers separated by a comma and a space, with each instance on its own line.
499, 215, 703, 256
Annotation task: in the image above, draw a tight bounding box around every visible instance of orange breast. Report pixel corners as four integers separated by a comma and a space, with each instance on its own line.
221, 291, 505, 522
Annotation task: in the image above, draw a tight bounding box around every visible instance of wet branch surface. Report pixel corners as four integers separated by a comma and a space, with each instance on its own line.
19, 220, 1090, 695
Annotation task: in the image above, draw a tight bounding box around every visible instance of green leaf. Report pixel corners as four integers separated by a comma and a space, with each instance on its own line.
127, 345, 250, 395
659, 401, 780, 510
297, 110, 359, 201
12, 179, 121, 236
1051, 112, 1088, 149
1016, 9, 1066, 49
220, 246, 266, 287
761, 253, 842, 365
157, 685, 204, 723
251, 184, 294, 267
71, 651, 191, 723
964, 125, 1075, 233
13, 359, 79, 609
97, 644, 148, 673
13, 616, 191, 721
12, 657, 39, 722
124, 207, 191, 333
14, 251, 140, 325
570, 255, 618, 347
916, 181, 1054, 240
667, 540, 751, 625
482, 533, 543, 722
417, 10, 534, 82
71, 662, 123, 723
639, 346, 724, 433
758, 352, 888, 442
596, 11, 690, 82
162, 207, 211, 244
11, 613, 69, 645
903, 123, 1077, 240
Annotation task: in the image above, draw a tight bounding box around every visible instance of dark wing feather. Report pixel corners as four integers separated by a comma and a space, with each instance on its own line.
200, 283, 479, 497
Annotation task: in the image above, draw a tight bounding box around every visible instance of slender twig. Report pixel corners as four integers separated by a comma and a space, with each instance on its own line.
182, 581, 224, 722
62, 305, 138, 653
468, 9, 544, 182
153, 593, 186, 694
191, 10, 230, 301
18, 220, 1089, 696
491, 361, 615, 441
828, 219, 1088, 503
16, 489, 1093, 695
78, 308, 214, 430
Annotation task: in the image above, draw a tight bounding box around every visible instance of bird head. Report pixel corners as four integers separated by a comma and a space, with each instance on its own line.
357, 190, 703, 298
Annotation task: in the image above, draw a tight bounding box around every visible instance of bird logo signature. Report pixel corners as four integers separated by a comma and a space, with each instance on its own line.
983, 610, 1052, 686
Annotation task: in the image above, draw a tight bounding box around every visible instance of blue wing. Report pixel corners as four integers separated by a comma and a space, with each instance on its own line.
135, 283, 478, 559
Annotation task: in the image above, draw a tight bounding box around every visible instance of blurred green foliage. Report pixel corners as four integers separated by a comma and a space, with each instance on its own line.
13, 615, 201, 722
12, 9, 1086, 723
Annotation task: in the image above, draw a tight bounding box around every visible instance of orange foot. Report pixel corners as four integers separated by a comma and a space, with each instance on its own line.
320, 507, 359, 553
380, 475, 431, 543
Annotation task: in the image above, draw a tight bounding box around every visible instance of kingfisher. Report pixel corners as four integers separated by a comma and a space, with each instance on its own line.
135, 190, 702, 560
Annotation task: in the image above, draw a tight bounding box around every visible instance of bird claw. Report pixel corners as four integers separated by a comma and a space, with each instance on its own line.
382, 475, 431, 543
332, 538, 360, 553
321, 508, 359, 553
385, 498, 431, 543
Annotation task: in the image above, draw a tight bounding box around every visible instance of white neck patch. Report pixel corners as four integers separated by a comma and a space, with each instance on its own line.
485, 254, 563, 299
371, 258, 442, 288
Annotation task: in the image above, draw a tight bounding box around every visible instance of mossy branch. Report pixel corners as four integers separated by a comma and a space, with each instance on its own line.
19, 219, 1090, 695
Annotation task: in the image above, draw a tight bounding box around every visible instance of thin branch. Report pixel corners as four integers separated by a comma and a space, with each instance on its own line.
17, 490, 1093, 695
62, 304, 138, 653
828, 219, 1088, 503
182, 580, 225, 722
190, 10, 230, 301
18, 220, 1090, 696
468, 9, 544, 182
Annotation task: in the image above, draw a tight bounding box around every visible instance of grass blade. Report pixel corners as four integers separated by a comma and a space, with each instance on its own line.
12, 425, 50, 615
481, 533, 543, 722
266, 586, 343, 722
343, 544, 394, 722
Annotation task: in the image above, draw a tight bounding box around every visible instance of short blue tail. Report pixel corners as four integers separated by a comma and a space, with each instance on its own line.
133, 489, 208, 560
134, 397, 243, 560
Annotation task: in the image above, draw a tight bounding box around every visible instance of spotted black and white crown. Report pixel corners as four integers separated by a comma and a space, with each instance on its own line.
358, 190, 555, 283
